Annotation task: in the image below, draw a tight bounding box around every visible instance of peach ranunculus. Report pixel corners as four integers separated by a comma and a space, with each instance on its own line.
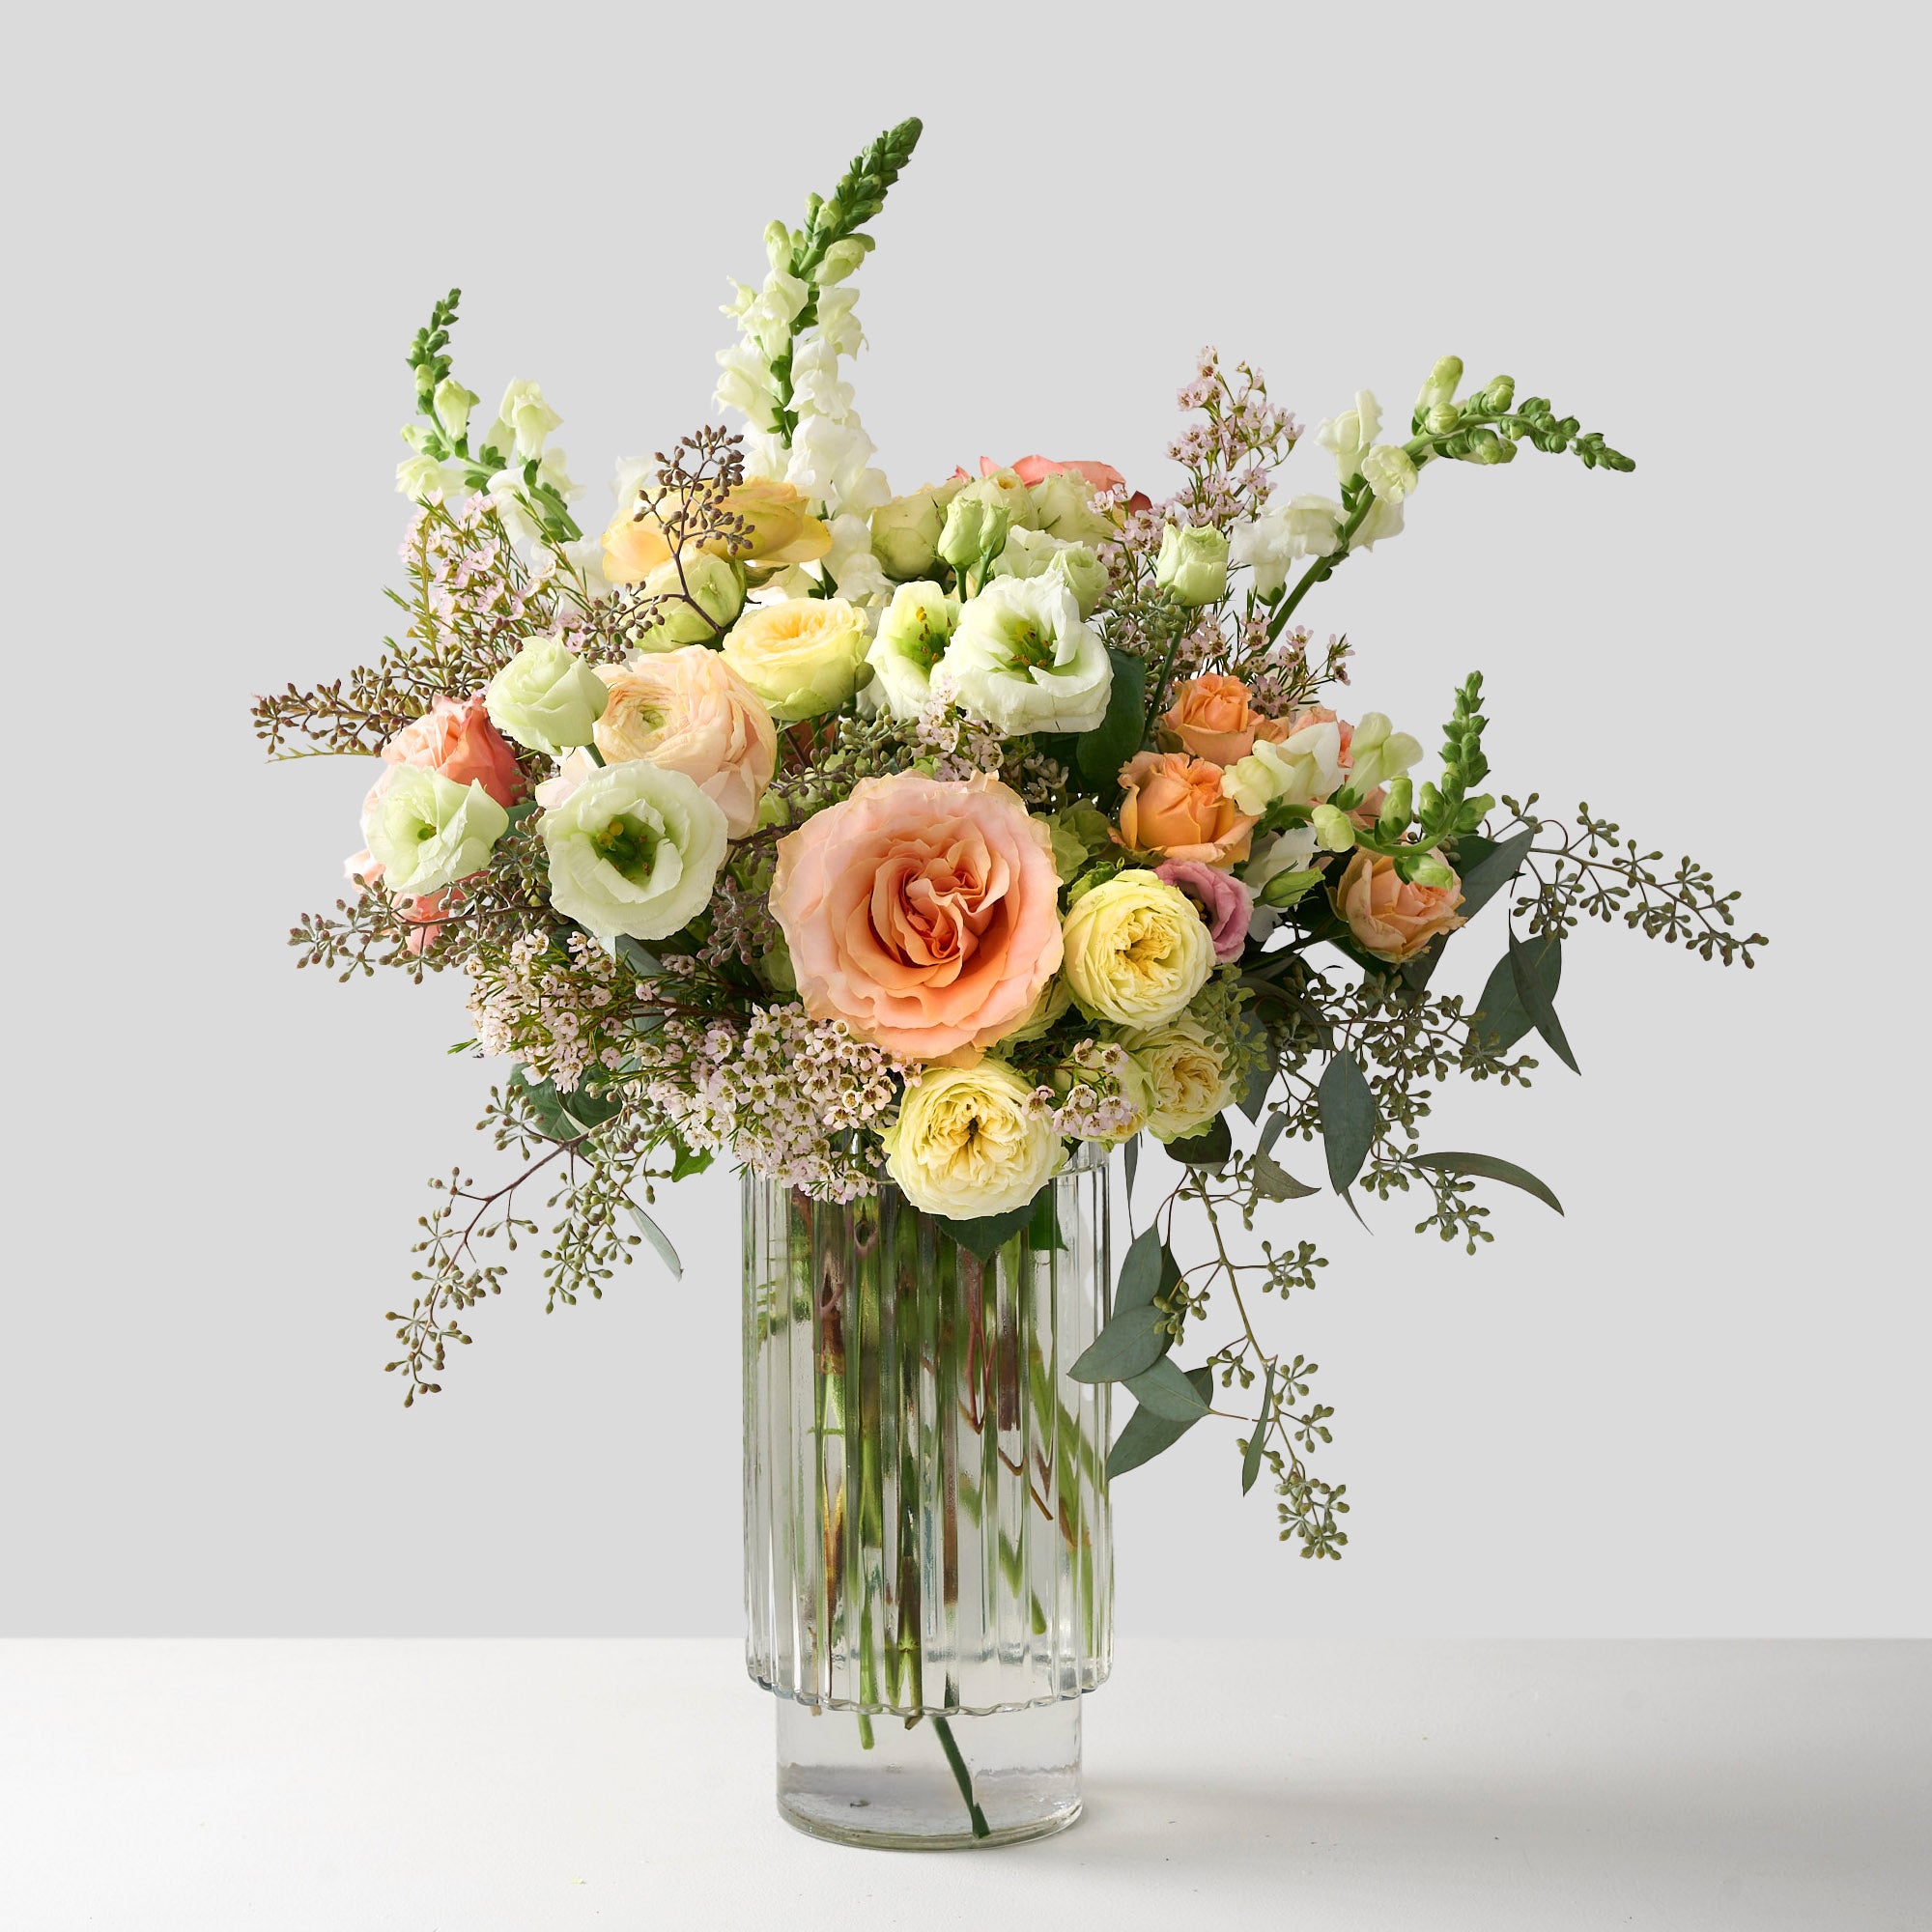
1329, 850, 1466, 963
1161, 673, 1268, 765
602, 475, 832, 584
381, 694, 526, 807
591, 646, 777, 839
1116, 752, 1258, 867
769, 773, 1065, 1063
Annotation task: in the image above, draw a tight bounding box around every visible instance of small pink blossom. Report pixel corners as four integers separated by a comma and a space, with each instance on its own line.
1155, 860, 1254, 964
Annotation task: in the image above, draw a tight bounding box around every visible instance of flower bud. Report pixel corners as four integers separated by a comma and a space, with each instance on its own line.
937, 495, 1009, 572
1482, 375, 1515, 412
1360, 445, 1419, 505
869, 490, 946, 579
1310, 803, 1357, 852
763, 219, 792, 270
1425, 402, 1461, 436
1458, 428, 1515, 466
1415, 355, 1463, 414
630, 553, 747, 649
432, 379, 480, 445
1376, 780, 1414, 840
1153, 523, 1231, 607
1261, 866, 1321, 908
1405, 850, 1456, 890
815, 237, 871, 285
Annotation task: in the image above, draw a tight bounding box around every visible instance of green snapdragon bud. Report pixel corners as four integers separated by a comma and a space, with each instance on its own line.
763, 220, 793, 270
1458, 429, 1516, 466
1406, 851, 1456, 890
1482, 375, 1515, 412
1415, 355, 1463, 414
1426, 403, 1461, 435
1377, 778, 1413, 839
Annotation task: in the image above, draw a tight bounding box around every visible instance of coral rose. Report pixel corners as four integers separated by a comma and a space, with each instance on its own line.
1161, 673, 1267, 765
769, 773, 1065, 1063
1116, 752, 1258, 867
1154, 859, 1254, 964
381, 694, 525, 808
1329, 850, 1466, 963
592, 646, 776, 839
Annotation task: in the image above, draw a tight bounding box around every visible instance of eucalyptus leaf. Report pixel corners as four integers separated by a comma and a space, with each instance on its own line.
1106, 1367, 1214, 1478
1027, 1190, 1066, 1252
1067, 1302, 1171, 1383
1510, 928, 1580, 1073
613, 936, 664, 980
1165, 1114, 1233, 1169
1254, 1151, 1319, 1202
624, 1201, 683, 1279
1318, 1051, 1379, 1194
1114, 1227, 1166, 1312
1454, 829, 1535, 922
1470, 933, 1561, 1052
1410, 1151, 1564, 1215
1075, 649, 1147, 793
937, 1192, 1043, 1260
1123, 1355, 1213, 1423
1241, 1362, 1274, 1495
1123, 1132, 1139, 1202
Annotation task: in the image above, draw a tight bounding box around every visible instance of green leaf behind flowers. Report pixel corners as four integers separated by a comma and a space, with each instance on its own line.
1318, 1052, 1379, 1193
1124, 1356, 1213, 1423
1471, 932, 1561, 1052
1108, 1366, 1214, 1478
1164, 1114, 1233, 1169
1509, 928, 1580, 1072
1075, 650, 1147, 795
1241, 1363, 1275, 1494
938, 1187, 1051, 1260
1068, 1303, 1171, 1384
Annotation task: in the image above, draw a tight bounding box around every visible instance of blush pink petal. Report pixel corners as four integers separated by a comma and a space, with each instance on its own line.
1155, 860, 1254, 964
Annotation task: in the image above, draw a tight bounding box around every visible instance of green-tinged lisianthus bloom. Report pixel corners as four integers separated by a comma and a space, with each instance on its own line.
1154, 523, 1230, 607
869, 489, 946, 580
1120, 1012, 1238, 1143
628, 552, 746, 650
990, 527, 1106, 618
486, 635, 610, 756
882, 1062, 1065, 1219
1028, 469, 1116, 547
362, 765, 509, 898
540, 759, 729, 942
866, 580, 958, 720
946, 576, 1111, 734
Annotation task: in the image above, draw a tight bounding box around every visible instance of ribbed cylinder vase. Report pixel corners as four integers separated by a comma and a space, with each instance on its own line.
742, 1143, 1113, 1849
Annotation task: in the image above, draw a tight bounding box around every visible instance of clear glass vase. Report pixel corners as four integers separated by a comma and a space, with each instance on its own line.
742, 1143, 1113, 1849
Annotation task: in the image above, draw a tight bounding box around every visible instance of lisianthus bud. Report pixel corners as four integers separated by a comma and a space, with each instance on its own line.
1154, 523, 1230, 607
1260, 866, 1321, 908
486, 635, 610, 756
870, 490, 945, 580
938, 495, 1009, 572
629, 552, 746, 650
1048, 543, 1107, 618
1406, 850, 1456, 890
1415, 355, 1463, 414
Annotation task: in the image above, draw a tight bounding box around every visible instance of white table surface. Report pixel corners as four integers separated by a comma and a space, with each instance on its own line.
1, 1639, 1924, 1929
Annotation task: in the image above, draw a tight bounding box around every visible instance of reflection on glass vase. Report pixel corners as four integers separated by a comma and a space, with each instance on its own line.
743, 1142, 1113, 1850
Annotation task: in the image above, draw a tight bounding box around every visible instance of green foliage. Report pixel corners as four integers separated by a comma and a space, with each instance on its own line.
1076, 649, 1147, 794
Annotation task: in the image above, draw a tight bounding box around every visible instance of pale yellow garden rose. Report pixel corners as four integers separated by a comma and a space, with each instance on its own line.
1120, 1013, 1238, 1143
721, 596, 869, 722
1060, 870, 1214, 1027
602, 475, 832, 584
882, 1061, 1065, 1218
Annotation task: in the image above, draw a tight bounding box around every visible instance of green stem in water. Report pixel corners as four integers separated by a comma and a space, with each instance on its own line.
932, 1716, 991, 1840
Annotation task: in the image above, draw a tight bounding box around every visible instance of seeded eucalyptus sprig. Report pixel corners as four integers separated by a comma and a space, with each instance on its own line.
767, 117, 923, 442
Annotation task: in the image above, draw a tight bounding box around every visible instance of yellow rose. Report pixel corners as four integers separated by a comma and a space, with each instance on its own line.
721, 597, 869, 723
1060, 870, 1215, 1027
883, 1062, 1065, 1218
1121, 1013, 1237, 1142
602, 476, 832, 584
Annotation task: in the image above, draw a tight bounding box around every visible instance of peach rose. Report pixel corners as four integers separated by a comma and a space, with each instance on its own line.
1329, 850, 1466, 963
1161, 673, 1267, 765
972, 454, 1127, 493
381, 694, 525, 808
602, 476, 831, 584
1115, 752, 1258, 867
591, 646, 777, 839
342, 848, 449, 957
769, 773, 1064, 1063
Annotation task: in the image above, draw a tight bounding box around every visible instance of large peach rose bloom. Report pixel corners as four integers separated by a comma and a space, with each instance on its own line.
591, 646, 776, 838
1329, 850, 1466, 962
1161, 673, 1268, 765
1116, 752, 1258, 867
380, 694, 525, 807
769, 773, 1064, 1063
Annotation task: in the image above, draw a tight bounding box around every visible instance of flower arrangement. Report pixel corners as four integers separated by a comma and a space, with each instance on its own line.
259, 117, 1761, 1555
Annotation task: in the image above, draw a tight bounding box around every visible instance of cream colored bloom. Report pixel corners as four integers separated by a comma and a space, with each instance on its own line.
1361, 443, 1419, 504
1315, 390, 1381, 484
1221, 717, 1347, 815
867, 581, 958, 720
869, 489, 946, 580
627, 552, 746, 650
495, 379, 561, 460
883, 1062, 1065, 1218
721, 597, 869, 723
361, 765, 508, 898
947, 576, 1112, 734
592, 646, 777, 838
1060, 870, 1214, 1027
991, 528, 1106, 617
486, 636, 610, 757
1342, 713, 1424, 797
1228, 495, 1343, 592
1028, 469, 1117, 546
1121, 1012, 1237, 1143
1154, 523, 1230, 607
540, 759, 728, 943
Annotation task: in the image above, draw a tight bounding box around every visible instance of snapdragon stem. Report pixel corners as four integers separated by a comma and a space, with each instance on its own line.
931, 1716, 992, 1839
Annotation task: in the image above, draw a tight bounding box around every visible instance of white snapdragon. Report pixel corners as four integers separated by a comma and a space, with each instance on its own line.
495, 380, 562, 461
823, 513, 892, 604
1229, 494, 1343, 592
1342, 714, 1424, 796
1221, 717, 1348, 814
1316, 390, 1381, 484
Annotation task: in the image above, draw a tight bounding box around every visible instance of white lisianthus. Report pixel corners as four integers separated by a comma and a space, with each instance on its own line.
1221, 717, 1347, 814
1029, 469, 1116, 546
362, 766, 509, 898
486, 635, 610, 756
947, 576, 1112, 735
1361, 443, 1419, 504
991, 528, 1107, 618
495, 380, 562, 461
1229, 495, 1343, 591
1342, 714, 1425, 796
540, 760, 729, 943
1315, 390, 1381, 484
867, 581, 958, 720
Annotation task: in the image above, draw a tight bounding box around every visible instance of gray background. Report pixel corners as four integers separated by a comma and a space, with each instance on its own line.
6, 2, 1921, 1637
